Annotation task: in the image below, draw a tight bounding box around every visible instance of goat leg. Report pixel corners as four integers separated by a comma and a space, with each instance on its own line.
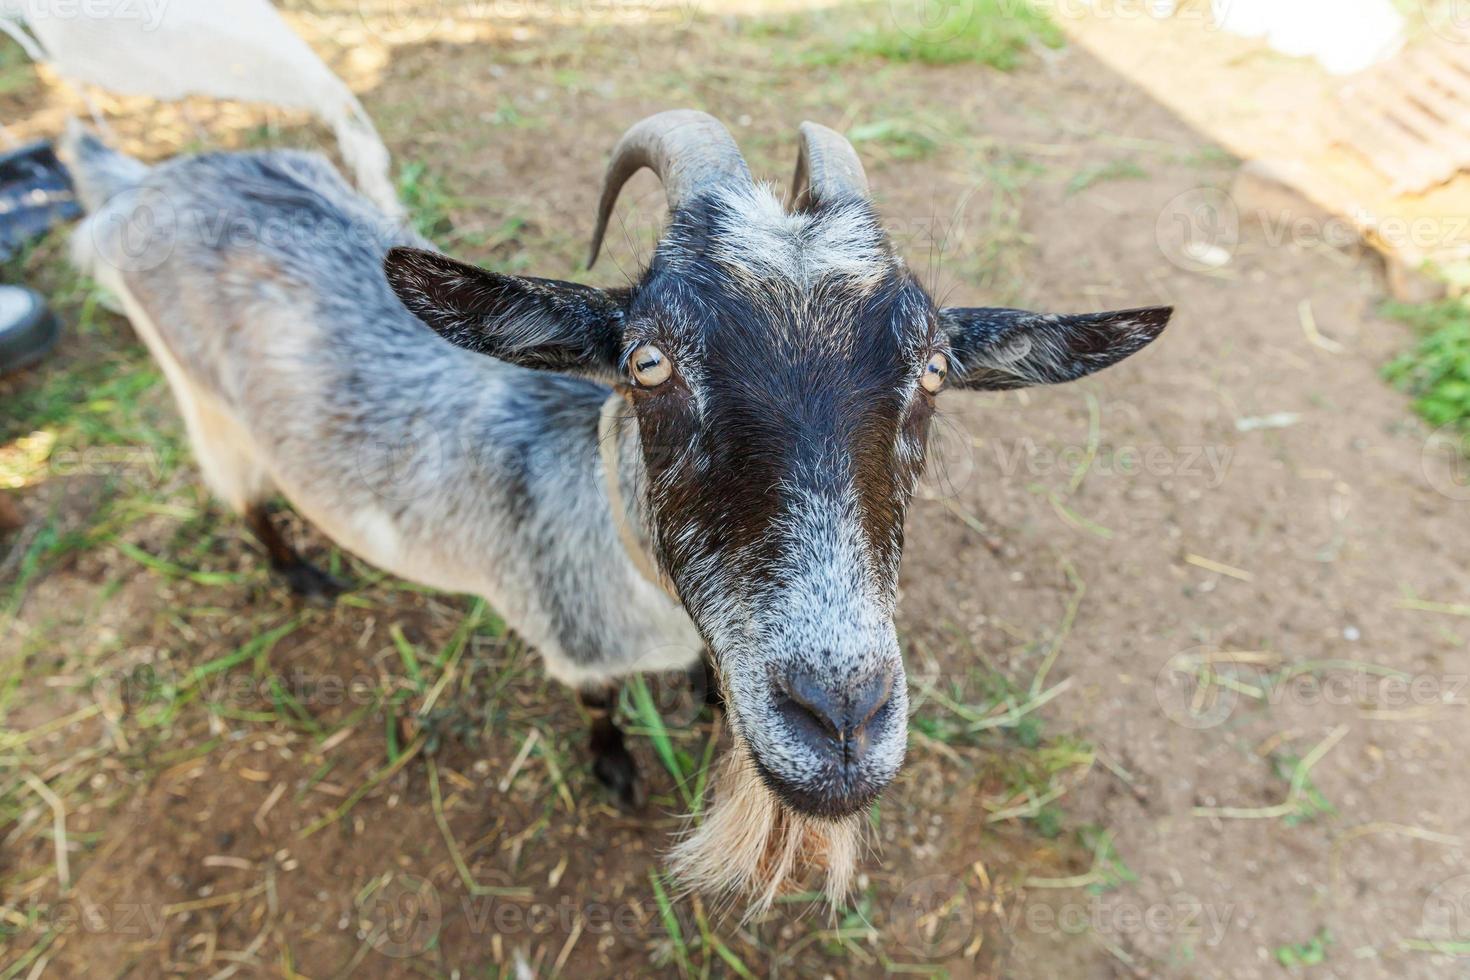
244, 504, 348, 603
579, 685, 645, 811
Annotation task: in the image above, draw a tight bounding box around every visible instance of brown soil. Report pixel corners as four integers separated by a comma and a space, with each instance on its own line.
3, 3, 1467, 978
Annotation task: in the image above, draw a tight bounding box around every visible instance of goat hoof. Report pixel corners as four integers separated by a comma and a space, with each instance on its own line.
280, 563, 349, 603
593, 746, 645, 811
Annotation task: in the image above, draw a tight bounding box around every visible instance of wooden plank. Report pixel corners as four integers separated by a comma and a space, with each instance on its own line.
1057, 10, 1470, 295
1332, 36, 1470, 194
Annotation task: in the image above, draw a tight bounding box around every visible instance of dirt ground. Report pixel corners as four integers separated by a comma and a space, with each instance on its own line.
3, 2, 1469, 978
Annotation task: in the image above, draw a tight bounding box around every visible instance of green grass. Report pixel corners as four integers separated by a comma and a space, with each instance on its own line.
910, 651, 1097, 843
1066, 158, 1148, 196
1275, 928, 1331, 968
847, 119, 941, 160
648, 870, 693, 975
0, 33, 38, 98
0, 235, 175, 467
1, 233, 191, 622
1, 356, 168, 453
1271, 751, 1336, 826
395, 161, 531, 261
1384, 299, 1470, 435
827, 0, 1063, 70
397, 160, 457, 245
625, 674, 691, 807
1078, 826, 1138, 895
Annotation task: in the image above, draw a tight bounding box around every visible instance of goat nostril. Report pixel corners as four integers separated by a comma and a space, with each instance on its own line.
851, 668, 894, 733
783, 670, 843, 740
780, 666, 895, 744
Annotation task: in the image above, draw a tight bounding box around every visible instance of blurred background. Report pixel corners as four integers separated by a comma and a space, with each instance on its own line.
2, 1, 1469, 976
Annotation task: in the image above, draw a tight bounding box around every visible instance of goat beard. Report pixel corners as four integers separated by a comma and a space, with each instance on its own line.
667, 731, 865, 919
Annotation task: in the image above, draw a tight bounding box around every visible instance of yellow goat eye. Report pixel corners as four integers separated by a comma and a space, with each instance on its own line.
629, 344, 672, 387
921, 352, 948, 394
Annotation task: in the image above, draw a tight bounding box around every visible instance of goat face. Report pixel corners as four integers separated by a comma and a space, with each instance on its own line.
621, 186, 932, 818
384, 112, 1170, 821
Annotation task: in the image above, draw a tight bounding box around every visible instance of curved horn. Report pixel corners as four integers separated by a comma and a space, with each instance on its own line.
788, 121, 869, 210
586, 109, 753, 268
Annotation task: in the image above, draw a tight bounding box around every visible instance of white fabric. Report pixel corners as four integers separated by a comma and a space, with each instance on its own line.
1, 0, 402, 219
1212, 0, 1405, 75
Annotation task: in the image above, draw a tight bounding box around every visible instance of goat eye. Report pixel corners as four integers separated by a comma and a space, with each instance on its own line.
629, 344, 672, 387
921, 352, 948, 394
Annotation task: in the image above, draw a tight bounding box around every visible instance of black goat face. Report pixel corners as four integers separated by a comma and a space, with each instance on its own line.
613, 188, 935, 817
384, 135, 1170, 820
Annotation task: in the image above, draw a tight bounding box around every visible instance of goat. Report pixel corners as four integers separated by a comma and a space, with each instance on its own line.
61, 111, 1170, 911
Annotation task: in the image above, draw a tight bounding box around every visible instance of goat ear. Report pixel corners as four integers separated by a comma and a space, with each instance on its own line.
384, 247, 625, 375
940, 305, 1171, 391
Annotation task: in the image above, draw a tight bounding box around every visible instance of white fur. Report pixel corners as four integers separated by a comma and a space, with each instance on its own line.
670, 736, 863, 918
723, 488, 908, 795
705, 183, 894, 289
